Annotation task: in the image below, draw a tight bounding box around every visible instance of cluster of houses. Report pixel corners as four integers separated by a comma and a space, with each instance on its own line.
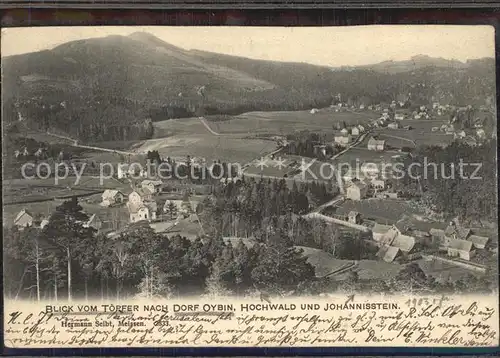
333, 125, 366, 147
371, 216, 490, 263
12, 208, 102, 233
11, 178, 205, 235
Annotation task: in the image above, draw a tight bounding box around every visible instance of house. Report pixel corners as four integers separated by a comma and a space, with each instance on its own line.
334, 135, 351, 146
376, 245, 400, 263
447, 239, 474, 260
431, 127, 439, 132
129, 204, 157, 223
414, 114, 421, 120
357, 125, 365, 133
141, 180, 163, 195
128, 188, 153, 205
84, 214, 102, 233
372, 223, 394, 243
348, 211, 361, 224
391, 234, 415, 253
359, 104, 365, 110
310, 108, 319, 114
346, 181, 368, 201
433, 102, 439, 109
14, 209, 33, 229
127, 189, 157, 223
351, 127, 360, 136
467, 235, 489, 250
388, 122, 400, 129
367, 138, 385, 151
101, 190, 125, 207
394, 113, 405, 120
340, 128, 349, 135
371, 177, 386, 190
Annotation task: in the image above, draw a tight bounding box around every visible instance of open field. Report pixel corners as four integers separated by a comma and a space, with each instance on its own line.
417, 257, 484, 283
136, 133, 277, 163
335, 198, 424, 225
205, 109, 377, 136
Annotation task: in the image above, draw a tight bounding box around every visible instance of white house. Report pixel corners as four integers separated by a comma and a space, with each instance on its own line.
351, 127, 360, 136
127, 188, 157, 223
340, 128, 349, 135
367, 138, 385, 151
101, 190, 125, 207
388, 122, 400, 129
14, 209, 34, 229
334, 135, 351, 146
394, 113, 405, 120
346, 181, 368, 201
357, 125, 365, 133
141, 180, 163, 195
447, 239, 474, 261
476, 128, 486, 139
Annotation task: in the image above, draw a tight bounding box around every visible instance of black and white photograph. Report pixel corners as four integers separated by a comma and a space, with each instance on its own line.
2, 26, 498, 305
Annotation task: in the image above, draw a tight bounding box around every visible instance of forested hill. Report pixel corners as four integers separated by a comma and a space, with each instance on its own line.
2, 32, 495, 142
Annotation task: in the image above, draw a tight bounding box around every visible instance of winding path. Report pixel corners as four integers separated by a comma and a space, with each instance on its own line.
46, 132, 135, 156
199, 117, 221, 136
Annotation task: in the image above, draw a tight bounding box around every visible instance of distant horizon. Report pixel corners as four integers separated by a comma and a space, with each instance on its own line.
1, 26, 495, 67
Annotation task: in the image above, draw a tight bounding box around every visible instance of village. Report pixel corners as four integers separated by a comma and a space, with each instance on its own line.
6, 94, 497, 289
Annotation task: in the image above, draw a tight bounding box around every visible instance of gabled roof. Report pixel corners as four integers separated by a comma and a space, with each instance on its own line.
447, 238, 473, 252
372, 223, 392, 235
348, 210, 360, 217
367, 137, 386, 146
392, 234, 415, 252
14, 209, 33, 223
132, 187, 153, 197
102, 189, 123, 199
376, 245, 400, 263
468, 235, 489, 247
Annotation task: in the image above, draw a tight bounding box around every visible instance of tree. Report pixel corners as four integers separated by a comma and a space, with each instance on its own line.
164, 201, 178, 220
40, 198, 96, 301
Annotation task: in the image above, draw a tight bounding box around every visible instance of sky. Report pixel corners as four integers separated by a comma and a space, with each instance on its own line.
1, 25, 495, 67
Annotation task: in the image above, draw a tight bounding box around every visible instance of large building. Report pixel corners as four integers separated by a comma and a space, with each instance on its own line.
127, 189, 158, 223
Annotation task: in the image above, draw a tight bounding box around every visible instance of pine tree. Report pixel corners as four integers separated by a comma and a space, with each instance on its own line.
40, 198, 96, 301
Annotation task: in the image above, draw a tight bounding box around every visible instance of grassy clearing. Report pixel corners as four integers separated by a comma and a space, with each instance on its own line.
204, 109, 376, 136
336, 199, 423, 225
137, 134, 276, 163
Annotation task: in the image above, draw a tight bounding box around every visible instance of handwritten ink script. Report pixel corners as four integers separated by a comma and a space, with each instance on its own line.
4, 296, 499, 348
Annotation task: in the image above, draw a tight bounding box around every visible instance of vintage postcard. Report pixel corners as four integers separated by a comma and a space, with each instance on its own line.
2, 25, 498, 349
